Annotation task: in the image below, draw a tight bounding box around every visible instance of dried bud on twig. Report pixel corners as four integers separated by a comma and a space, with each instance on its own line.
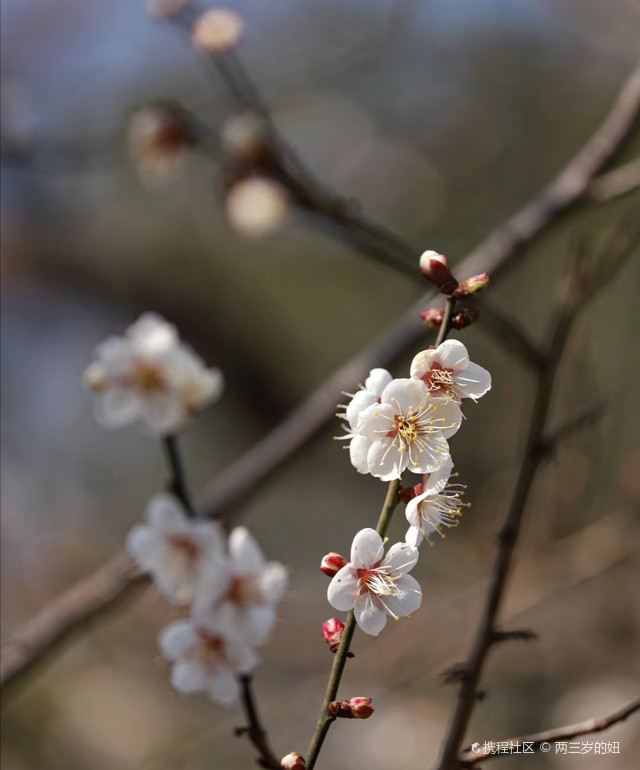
419, 250, 459, 295
453, 272, 490, 298
192, 8, 245, 54
320, 553, 347, 578
281, 752, 306, 769
451, 309, 480, 330
419, 308, 445, 328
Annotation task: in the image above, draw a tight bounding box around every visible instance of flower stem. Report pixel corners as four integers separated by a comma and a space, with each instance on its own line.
435, 296, 457, 347
237, 675, 281, 769
162, 434, 195, 517
305, 477, 401, 769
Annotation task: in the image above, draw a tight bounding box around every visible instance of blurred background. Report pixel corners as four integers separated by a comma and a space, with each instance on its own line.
1, 0, 639, 768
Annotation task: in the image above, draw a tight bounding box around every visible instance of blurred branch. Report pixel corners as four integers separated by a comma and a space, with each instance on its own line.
588, 156, 640, 201
458, 696, 640, 766
434, 225, 639, 770
479, 302, 545, 370
235, 676, 281, 769
2, 62, 639, 701
0, 555, 148, 693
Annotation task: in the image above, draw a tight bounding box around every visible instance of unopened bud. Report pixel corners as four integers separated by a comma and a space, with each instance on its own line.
451, 308, 480, 330
221, 112, 275, 169
128, 105, 194, 187
453, 272, 490, 298
225, 176, 289, 237
349, 696, 375, 719
320, 552, 347, 578
322, 618, 345, 653
192, 8, 244, 54
281, 752, 306, 769
419, 308, 445, 328
419, 250, 458, 294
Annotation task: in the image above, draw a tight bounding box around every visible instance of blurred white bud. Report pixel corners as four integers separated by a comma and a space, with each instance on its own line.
192, 8, 245, 54
226, 176, 289, 238
128, 105, 192, 188
220, 112, 271, 164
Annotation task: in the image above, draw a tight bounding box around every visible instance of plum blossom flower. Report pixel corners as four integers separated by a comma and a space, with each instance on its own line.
159, 612, 258, 706
195, 527, 288, 645
84, 313, 223, 436
404, 457, 470, 547
337, 368, 393, 430
327, 528, 422, 636
126, 494, 228, 605
410, 339, 491, 403
351, 378, 462, 481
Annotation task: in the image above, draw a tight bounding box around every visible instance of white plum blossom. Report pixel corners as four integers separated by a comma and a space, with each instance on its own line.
351, 378, 462, 481
194, 526, 288, 645
159, 611, 258, 707
338, 368, 393, 430
327, 528, 422, 636
404, 457, 469, 547
127, 494, 228, 605
84, 313, 223, 436
410, 339, 491, 403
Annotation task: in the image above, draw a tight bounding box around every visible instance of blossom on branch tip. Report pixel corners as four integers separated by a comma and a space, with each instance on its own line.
327, 528, 422, 636
194, 526, 288, 645
419, 250, 458, 294
351, 378, 461, 481
126, 494, 228, 605
410, 339, 491, 403
404, 458, 470, 547
337, 368, 392, 431
420, 308, 445, 328
453, 272, 490, 298
159, 613, 258, 707
84, 313, 223, 436
192, 8, 244, 54
348, 696, 375, 719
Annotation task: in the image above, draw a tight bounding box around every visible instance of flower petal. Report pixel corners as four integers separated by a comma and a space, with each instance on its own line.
410, 349, 437, 380
158, 620, 198, 659
353, 593, 388, 636
364, 368, 392, 396
349, 434, 373, 474
454, 361, 491, 401
146, 493, 187, 532
350, 528, 384, 569
171, 660, 207, 694
383, 542, 419, 574
346, 390, 378, 429
381, 377, 428, 415
423, 455, 454, 495
428, 398, 462, 440
229, 527, 265, 575
327, 565, 358, 611
366, 438, 405, 481
126, 525, 159, 568
435, 339, 469, 372
404, 525, 424, 548
258, 562, 288, 603
357, 402, 396, 438
95, 389, 139, 427
208, 667, 240, 706
383, 574, 422, 617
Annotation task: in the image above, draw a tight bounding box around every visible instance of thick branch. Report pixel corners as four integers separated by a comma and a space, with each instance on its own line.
458, 696, 640, 766
2, 63, 639, 699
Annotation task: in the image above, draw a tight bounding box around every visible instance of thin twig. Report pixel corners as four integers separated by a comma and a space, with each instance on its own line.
162, 434, 195, 515
458, 696, 640, 766
236, 676, 281, 769
2, 63, 639, 700
588, 156, 640, 201
305, 478, 402, 770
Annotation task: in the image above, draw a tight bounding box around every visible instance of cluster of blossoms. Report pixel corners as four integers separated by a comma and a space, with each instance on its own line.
326, 334, 491, 636
128, 494, 287, 706
84, 314, 287, 706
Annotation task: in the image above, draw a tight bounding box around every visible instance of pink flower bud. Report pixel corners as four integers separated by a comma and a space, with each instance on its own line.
281, 752, 306, 769
419, 251, 459, 294
349, 696, 374, 719
320, 552, 347, 578
453, 272, 490, 298
419, 308, 445, 328
322, 618, 345, 652
399, 483, 423, 504
451, 309, 480, 330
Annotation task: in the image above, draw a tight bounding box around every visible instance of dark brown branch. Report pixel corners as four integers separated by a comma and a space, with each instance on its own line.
458, 696, 640, 766
162, 434, 195, 516
235, 676, 281, 769
2, 64, 639, 700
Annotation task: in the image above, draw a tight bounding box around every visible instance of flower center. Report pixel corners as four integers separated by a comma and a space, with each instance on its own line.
168, 534, 201, 562
226, 575, 263, 607
394, 415, 419, 444
417, 482, 469, 542
424, 363, 456, 399
356, 565, 401, 597
194, 628, 227, 668
134, 360, 166, 392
